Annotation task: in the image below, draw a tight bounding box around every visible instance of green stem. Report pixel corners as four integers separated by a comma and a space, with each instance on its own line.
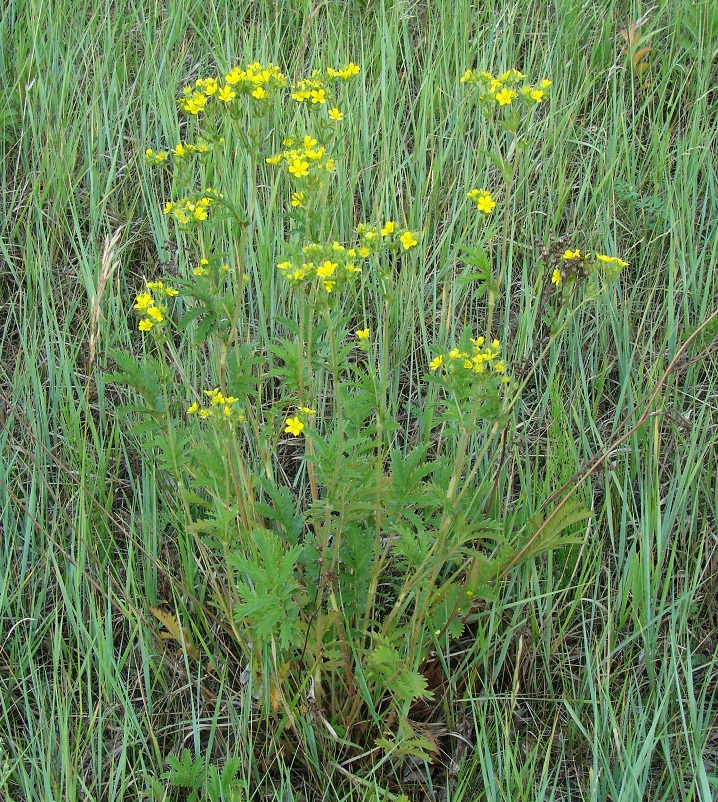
485, 157, 516, 340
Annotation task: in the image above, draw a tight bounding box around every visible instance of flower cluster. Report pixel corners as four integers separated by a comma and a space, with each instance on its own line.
179, 63, 287, 115
284, 407, 315, 436
429, 337, 508, 381
265, 135, 336, 189
163, 189, 222, 228
539, 240, 629, 289
276, 240, 366, 294
355, 222, 419, 256
467, 188, 497, 214
144, 148, 168, 166
460, 68, 552, 113
187, 388, 246, 422
133, 284, 174, 332
290, 63, 360, 113
192, 256, 232, 280
169, 139, 221, 160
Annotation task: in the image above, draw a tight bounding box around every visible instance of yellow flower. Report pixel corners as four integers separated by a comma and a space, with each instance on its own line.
562, 249, 581, 259
328, 107, 343, 120
317, 260, 337, 278
193, 206, 208, 221
323, 280, 336, 292
429, 355, 444, 370
285, 417, 304, 436
381, 221, 396, 236
288, 158, 310, 178
291, 192, 307, 208
596, 254, 628, 267
138, 319, 153, 331
541, 79, 552, 88
551, 268, 562, 285
146, 306, 164, 323
356, 328, 370, 340
198, 78, 218, 96
530, 89, 545, 102
276, 261, 293, 271
194, 267, 204, 276
218, 86, 236, 102
303, 135, 318, 148
172, 143, 186, 157
187, 402, 199, 414
146, 281, 163, 290
338, 62, 360, 79
225, 67, 242, 84
165, 287, 179, 297
495, 87, 516, 106
252, 86, 268, 100
449, 348, 460, 359
325, 159, 335, 171
310, 88, 326, 104
163, 202, 173, 214
134, 293, 154, 311
475, 192, 496, 214
297, 406, 316, 415
358, 247, 371, 258
400, 231, 418, 250
495, 361, 505, 372
282, 137, 294, 147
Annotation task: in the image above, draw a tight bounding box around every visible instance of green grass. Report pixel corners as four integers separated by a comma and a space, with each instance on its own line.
1, 0, 717, 799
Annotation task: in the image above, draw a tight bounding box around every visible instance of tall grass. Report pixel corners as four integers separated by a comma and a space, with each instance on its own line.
1, 0, 717, 799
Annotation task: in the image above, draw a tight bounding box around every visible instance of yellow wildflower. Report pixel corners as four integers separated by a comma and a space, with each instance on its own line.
317, 260, 337, 278
429, 355, 444, 370
134, 293, 154, 311
596, 254, 628, 267
328, 107, 343, 120
400, 231, 418, 250
138, 319, 153, 331
356, 328, 370, 340
288, 158, 310, 178
218, 86, 236, 102
285, 417, 304, 436
495, 87, 516, 106
381, 221, 396, 236
551, 269, 562, 285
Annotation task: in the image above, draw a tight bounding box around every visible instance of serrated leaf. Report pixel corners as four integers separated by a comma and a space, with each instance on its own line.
149, 606, 199, 659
